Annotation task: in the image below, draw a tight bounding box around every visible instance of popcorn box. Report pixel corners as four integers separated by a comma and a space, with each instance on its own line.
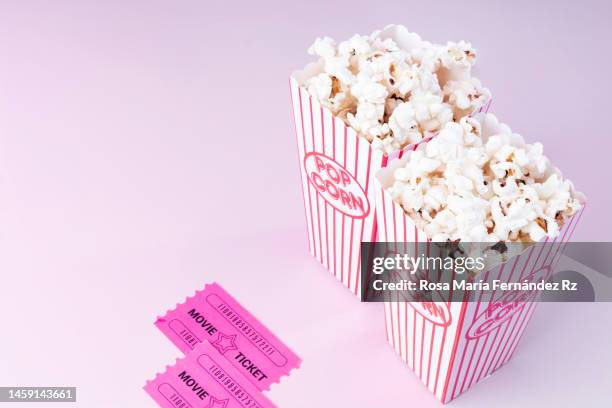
290, 25, 492, 298
289, 77, 489, 297
374, 142, 585, 403
290, 77, 390, 297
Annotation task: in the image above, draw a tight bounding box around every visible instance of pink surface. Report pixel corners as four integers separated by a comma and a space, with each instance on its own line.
155, 283, 300, 391
0, 1, 611, 407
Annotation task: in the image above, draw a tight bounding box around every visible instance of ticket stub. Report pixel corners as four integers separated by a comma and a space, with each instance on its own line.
145, 340, 276, 408
155, 283, 300, 391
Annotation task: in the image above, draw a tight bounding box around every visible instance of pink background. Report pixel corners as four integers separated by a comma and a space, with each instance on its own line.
0, 0, 611, 407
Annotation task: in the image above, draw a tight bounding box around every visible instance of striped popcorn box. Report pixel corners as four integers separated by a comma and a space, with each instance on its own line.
289, 77, 489, 297
373, 118, 586, 403
289, 25, 491, 297
290, 78, 398, 297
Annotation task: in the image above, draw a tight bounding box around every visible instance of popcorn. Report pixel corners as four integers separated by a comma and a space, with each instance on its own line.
305, 73, 354, 117
308, 37, 337, 59
338, 34, 372, 57
347, 102, 389, 141
351, 73, 389, 105
301, 25, 490, 155
439, 41, 477, 70
388, 93, 454, 148
385, 114, 582, 243
443, 78, 491, 119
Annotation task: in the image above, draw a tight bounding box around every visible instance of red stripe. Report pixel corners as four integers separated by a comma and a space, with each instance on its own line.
551, 206, 584, 270
558, 207, 584, 261
503, 233, 566, 367
340, 127, 348, 283
396, 302, 401, 354
384, 302, 389, 343
404, 302, 409, 364
489, 249, 535, 374
290, 82, 312, 254
315, 192, 323, 262
504, 243, 559, 367
504, 212, 583, 367
325, 204, 330, 270
540, 232, 559, 273
488, 247, 536, 374
331, 112, 338, 279
347, 220, 355, 288
354, 221, 365, 295
470, 264, 506, 386
423, 236, 434, 387
499, 300, 534, 368
354, 131, 359, 178
346, 167, 354, 288
332, 116, 336, 160
506, 303, 538, 360
426, 324, 435, 387
320, 107, 330, 271
413, 308, 417, 370
349, 136, 361, 293
433, 324, 447, 395
298, 88, 316, 257
321, 107, 326, 155
381, 187, 388, 241
389, 302, 396, 352
333, 209, 337, 278
467, 263, 506, 389
441, 302, 468, 403
495, 240, 552, 369
550, 211, 577, 265
475, 323, 500, 383
455, 271, 490, 397
356, 145, 376, 295
403, 213, 407, 243
433, 237, 452, 397
309, 96, 315, 147
485, 315, 514, 378
340, 215, 345, 283
475, 258, 518, 383
504, 301, 538, 365
363, 144, 373, 193
364, 209, 379, 294
488, 303, 522, 376
392, 200, 398, 245
459, 333, 480, 394
309, 98, 323, 263
413, 225, 419, 373
343, 127, 348, 170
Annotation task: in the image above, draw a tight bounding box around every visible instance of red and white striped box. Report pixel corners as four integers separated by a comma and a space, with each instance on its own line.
289, 74, 489, 297
289, 75, 430, 297
374, 153, 585, 403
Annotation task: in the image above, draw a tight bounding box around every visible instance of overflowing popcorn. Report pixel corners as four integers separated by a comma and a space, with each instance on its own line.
385, 114, 582, 244
303, 25, 491, 154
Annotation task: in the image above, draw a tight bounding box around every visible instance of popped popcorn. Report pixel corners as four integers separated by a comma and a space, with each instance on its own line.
385, 114, 582, 244
301, 25, 490, 155
443, 78, 491, 120
439, 41, 477, 70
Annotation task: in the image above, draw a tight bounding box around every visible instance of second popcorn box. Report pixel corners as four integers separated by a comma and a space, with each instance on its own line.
368, 113, 585, 403
290, 24, 490, 296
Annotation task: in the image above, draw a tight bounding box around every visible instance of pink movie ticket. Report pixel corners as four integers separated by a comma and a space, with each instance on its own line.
155, 283, 301, 391
145, 340, 276, 408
